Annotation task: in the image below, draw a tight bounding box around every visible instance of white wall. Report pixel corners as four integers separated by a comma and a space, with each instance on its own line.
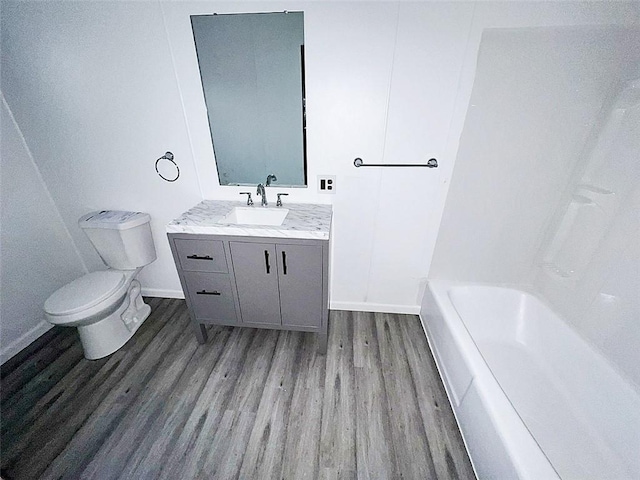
161, 1, 476, 312
1, 1, 638, 317
0, 95, 87, 363
1, 0, 475, 313
1, 1, 203, 298
429, 26, 636, 283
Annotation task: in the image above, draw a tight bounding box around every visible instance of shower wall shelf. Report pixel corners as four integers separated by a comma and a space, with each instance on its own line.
353, 157, 438, 168
543, 184, 617, 281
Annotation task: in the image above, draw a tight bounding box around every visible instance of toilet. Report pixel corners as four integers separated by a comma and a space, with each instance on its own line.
44, 210, 157, 359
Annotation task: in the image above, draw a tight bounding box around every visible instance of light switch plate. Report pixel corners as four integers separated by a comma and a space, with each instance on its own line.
318, 175, 336, 193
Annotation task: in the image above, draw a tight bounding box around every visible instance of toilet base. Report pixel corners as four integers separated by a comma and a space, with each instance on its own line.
77, 281, 151, 360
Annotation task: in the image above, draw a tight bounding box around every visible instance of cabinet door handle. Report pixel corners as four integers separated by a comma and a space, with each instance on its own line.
282, 251, 287, 275
264, 250, 271, 274
197, 290, 221, 295
187, 254, 213, 261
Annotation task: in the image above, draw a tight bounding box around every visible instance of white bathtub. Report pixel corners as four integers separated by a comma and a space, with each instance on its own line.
421, 281, 640, 480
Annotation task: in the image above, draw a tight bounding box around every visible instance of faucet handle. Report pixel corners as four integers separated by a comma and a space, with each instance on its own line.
240, 192, 253, 206
276, 193, 289, 207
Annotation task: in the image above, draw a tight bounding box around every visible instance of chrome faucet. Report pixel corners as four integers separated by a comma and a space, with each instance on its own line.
257, 174, 277, 206
256, 183, 267, 206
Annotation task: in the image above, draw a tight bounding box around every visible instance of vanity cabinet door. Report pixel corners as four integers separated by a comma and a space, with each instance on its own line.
230, 242, 282, 326
276, 244, 323, 329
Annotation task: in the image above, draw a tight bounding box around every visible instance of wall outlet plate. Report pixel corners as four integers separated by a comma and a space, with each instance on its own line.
318, 175, 336, 193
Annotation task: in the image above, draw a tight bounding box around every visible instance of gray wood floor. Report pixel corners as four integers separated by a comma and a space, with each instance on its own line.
1, 298, 475, 480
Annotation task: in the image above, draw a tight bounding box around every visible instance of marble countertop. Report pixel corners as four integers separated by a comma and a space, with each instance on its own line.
166, 200, 332, 240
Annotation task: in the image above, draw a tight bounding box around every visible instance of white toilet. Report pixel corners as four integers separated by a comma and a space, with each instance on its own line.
44, 210, 157, 359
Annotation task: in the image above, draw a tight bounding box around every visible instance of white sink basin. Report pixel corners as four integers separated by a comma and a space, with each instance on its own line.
218, 207, 289, 226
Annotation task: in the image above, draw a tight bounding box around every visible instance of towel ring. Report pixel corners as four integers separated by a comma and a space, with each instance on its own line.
155, 151, 180, 182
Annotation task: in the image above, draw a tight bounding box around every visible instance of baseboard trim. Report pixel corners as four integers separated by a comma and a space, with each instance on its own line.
141, 288, 185, 299
1, 320, 54, 365
330, 301, 421, 315
139, 290, 419, 315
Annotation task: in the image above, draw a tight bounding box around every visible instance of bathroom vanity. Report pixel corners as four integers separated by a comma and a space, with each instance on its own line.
167, 200, 331, 353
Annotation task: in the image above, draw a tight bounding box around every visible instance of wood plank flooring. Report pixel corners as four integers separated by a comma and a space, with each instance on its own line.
1, 298, 475, 480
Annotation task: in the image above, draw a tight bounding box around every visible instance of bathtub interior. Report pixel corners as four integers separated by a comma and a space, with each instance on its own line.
446, 285, 640, 480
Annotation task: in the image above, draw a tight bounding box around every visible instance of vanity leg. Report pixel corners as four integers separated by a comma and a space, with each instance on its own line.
193, 322, 207, 344
317, 331, 328, 355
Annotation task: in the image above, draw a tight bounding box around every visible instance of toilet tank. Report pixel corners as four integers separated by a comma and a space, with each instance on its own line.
79, 211, 157, 270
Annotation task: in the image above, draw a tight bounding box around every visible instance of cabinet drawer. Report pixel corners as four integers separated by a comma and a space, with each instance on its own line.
174, 238, 228, 272
184, 272, 236, 322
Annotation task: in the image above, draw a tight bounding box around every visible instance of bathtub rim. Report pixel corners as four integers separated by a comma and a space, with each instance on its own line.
421, 280, 561, 480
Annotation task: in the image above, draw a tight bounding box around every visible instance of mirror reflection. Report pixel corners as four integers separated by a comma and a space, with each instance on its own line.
192, 12, 307, 187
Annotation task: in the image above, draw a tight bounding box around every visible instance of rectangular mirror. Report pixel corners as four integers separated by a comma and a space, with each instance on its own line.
191, 12, 307, 187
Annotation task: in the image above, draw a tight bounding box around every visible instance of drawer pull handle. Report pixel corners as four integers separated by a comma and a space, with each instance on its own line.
197, 290, 221, 295
264, 250, 271, 274
282, 251, 287, 275
187, 254, 213, 261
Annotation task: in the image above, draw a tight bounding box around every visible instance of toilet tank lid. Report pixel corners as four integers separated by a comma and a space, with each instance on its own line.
79, 211, 151, 230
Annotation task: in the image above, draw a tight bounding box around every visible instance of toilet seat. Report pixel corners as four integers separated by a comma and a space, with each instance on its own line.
45, 270, 126, 317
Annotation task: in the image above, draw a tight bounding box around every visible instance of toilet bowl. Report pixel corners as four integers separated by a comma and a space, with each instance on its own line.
45, 269, 150, 359
44, 210, 156, 359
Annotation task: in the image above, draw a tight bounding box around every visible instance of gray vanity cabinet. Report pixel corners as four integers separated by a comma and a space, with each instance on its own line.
275, 244, 323, 329
230, 242, 324, 330
229, 242, 282, 327
168, 233, 329, 353
169, 237, 239, 330
182, 272, 236, 322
